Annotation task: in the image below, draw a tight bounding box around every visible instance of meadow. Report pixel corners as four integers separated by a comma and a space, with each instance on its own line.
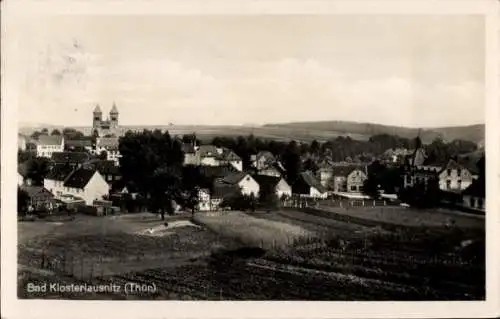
18, 206, 485, 300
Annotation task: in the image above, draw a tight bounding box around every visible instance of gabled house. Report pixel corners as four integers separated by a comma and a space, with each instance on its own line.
199, 145, 220, 166
36, 135, 65, 158
437, 159, 473, 192
44, 165, 109, 205
253, 174, 292, 199
19, 185, 55, 211
219, 172, 260, 197
216, 149, 243, 171
329, 165, 367, 193
58, 167, 110, 206
251, 151, 276, 170
293, 171, 328, 198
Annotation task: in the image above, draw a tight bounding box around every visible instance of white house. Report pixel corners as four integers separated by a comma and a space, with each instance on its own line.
293, 171, 328, 199
197, 188, 212, 211
44, 166, 109, 205
217, 149, 243, 172
36, 135, 64, 158
219, 172, 260, 196
253, 175, 292, 199
437, 159, 473, 192
251, 151, 276, 170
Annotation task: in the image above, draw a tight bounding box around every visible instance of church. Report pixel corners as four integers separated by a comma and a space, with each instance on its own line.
92, 103, 120, 137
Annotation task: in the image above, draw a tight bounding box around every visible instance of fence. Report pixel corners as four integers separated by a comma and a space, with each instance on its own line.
282, 198, 395, 209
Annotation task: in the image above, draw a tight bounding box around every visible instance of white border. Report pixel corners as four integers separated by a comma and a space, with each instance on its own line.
2, 0, 499, 318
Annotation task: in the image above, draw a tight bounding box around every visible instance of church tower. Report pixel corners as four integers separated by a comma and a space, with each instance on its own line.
110, 102, 119, 130
93, 104, 102, 130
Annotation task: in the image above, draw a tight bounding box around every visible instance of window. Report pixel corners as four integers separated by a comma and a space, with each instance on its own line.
350, 186, 356, 191
457, 169, 462, 176
447, 169, 451, 176
457, 180, 462, 189
478, 198, 484, 209
446, 180, 451, 189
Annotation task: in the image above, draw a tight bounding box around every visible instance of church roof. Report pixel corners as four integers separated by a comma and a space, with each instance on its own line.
110, 103, 118, 114
94, 104, 102, 113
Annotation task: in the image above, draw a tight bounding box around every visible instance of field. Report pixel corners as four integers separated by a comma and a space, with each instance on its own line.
19, 121, 485, 144
18, 206, 485, 300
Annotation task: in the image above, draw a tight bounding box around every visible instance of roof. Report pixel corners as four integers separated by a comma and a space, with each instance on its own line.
19, 185, 53, 199
45, 164, 76, 181
197, 165, 238, 189
63, 167, 98, 189
198, 145, 219, 157
51, 152, 91, 164
110, 103, 118, 114
221, 172, 248, 185
65, 139, 92, 148
253, 175, 282, 189
256, 151, 275, 161
410, 148, 427, 166
182, 143, 197, 154
299, 171, 327, 193
94, 104, 102, 113
96, 137, 119, 149
217, 149, 241, 161
330, 165, 366, 177
94, 160, 120, 175
37, 135, 63, 146
211, 183, 241, 199
463, 178, 485, 197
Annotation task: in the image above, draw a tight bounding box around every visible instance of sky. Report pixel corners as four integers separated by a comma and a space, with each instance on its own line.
17, 14, 485, 127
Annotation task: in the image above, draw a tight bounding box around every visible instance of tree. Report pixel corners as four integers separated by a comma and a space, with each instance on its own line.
282, 141, 302, 185
99, 151, 108, 161
18, 187, 30, 216
258, 182, 279, 211
51, 129, 61, 136
25, 158, 51, 186
41, 128, 49, 135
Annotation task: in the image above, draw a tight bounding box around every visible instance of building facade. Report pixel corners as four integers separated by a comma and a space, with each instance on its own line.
36, 135, 64, 158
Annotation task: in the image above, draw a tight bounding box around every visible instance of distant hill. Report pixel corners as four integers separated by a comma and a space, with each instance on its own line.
18, 121, 484, 145
263, 121, 485, 144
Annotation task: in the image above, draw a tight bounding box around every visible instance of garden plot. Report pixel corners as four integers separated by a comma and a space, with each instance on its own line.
193, 211, 314, 249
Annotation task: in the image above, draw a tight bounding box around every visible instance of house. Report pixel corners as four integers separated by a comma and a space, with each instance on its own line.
95, 137, 121, 164
383, 148, 413, 164
329, 165, 367, 193
199, 145, 220, 166
251, 151, 276, 170
65, 139, 93, 152
44, 164, 76, 195
218, 172, 260, 197
44, 165, 110, 205
57, 166, 110, 205
217, 149, 243, 171
253, 175, 292, 199
36, 135, 64, 158
293, 171, 328, 198
437, 159, 473, 192
51, 152, 91, 168
182, 143, 201, 165
93, 160, 122, 185
462, 178, 485, 212
19, 185, 55, 211
197, 188, 212, 211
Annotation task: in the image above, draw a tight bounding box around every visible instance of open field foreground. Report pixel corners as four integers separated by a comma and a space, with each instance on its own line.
18, 208, 485, 300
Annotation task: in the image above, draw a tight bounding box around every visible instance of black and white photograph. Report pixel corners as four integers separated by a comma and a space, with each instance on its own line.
2, 0, 499, 318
